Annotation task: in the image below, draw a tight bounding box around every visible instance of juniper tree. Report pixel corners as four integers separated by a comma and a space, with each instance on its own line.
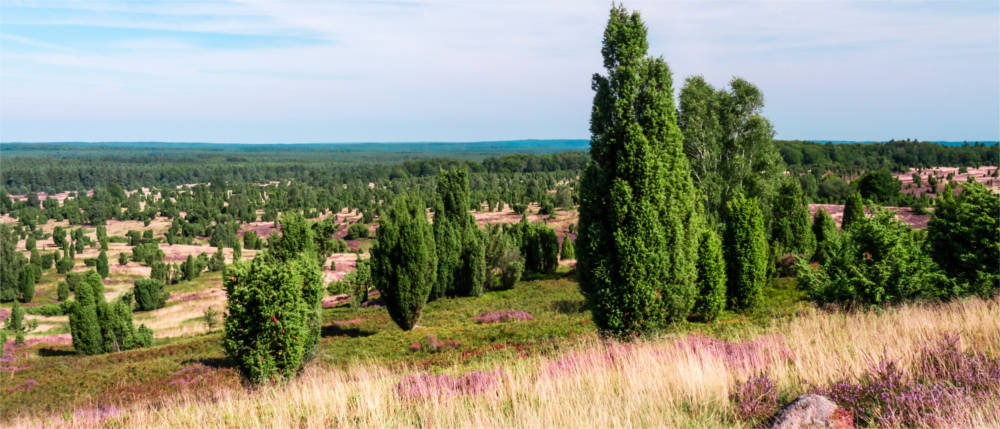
723, 195, 768, 312
371, 195, 437, 331
692, 228, 726, 322
842, 191, 864, 230
577, 5, 702, 336
97, 250, 110, 278
771, 180, 816, 256
560, 236, 575, 260
811, 208, 838, 263
432, 168, 486, 298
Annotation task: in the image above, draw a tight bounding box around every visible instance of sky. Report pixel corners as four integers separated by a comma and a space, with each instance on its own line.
1, 0, 998, 143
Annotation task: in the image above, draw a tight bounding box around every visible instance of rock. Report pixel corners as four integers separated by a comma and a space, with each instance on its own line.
769, 394, 853, 429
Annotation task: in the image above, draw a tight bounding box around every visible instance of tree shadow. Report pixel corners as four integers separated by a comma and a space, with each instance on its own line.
552, 299, 587, 314
322, 324, 375, 338
185, 357, 234, 369
38, 348, 77, 357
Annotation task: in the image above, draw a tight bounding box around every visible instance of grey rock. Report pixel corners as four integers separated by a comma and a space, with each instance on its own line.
769, 394, 850, 429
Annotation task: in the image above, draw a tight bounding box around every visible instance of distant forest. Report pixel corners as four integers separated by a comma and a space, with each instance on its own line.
0, 139, 996, 194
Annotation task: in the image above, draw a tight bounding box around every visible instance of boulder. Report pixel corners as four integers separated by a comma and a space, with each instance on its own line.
769, 394, 853, 429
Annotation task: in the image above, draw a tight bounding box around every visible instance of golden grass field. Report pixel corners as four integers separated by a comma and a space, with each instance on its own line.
10, 295, 997, 428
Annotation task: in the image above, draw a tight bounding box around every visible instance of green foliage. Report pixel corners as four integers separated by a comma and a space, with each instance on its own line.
118, 252, 129, 265
150, 261, 169, 284
723, 196, 768, 312
1, 224, 27, 302
266, 212, 317, 263
856, 169, 901, 204
692, 229, 726, 322
6, 300, 24, 332
678, 75, 782, 225
203, 306, 220, 332
223, 254, 323, 384
208, 247, 225, 272
925, 181, 1000, 295
560, 236, 575, 260
796, 209, 950, 306
483, 224, 524, 291
842, 191, 865, 230
578, 6, 702, 336
133, 278, 168, 311
811, 208, 839, 263
432, 168, 486, 298
132, 242, 164, 266
509, 220, 559, 275
771, 180, 816, 256
57, 281, 70, 301
56, 256, 74, 274
67, 270, 152, 355
371, 195, 437, 331
96, 250, 109, 278
344, 223, 370, 240
327, 254, 372, 308
40, 252, 55, 270
243, 230, 262, 250
25, 235, 35, 251
19, 263, 40, 302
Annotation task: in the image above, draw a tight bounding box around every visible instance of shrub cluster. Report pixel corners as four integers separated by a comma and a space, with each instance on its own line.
133, 278, 169, 311
66, 270, 153, 354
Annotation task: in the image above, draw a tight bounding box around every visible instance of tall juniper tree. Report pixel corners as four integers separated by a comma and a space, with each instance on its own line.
578, 5, 702, 336
432, 168, 486, 299
371, 195, 437, 331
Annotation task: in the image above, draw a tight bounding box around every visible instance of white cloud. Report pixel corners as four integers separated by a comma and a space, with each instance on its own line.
1, 0, 997, 141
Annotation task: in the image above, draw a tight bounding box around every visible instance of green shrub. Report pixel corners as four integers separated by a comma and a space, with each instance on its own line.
118, 252, 129, 265
132, 242, 164, 266
483, 225, 524, 291
371, 195, 437, 331
771, 180, 816, 257
57, 281, 70, 301
925, 181, 999, 296
208, 247, 225, 272
723, 196, 768, 312
150, 261, 169, 284
692, 229, 726, 322
510, 220, 559, 274
67, 270, 152, 355
344, 223, 370, 240
23, 303, 64, 316
6, 300, 23, 331
842, 191, 865, 230
133, 278, 168, 311
560, 236, 575, 260
432, 168, 486, 299
796, 208, 950, 306
97, 250, 109, 278
223, 254, 323, 384
41, 252, 55, 270
811, 208, 839, 263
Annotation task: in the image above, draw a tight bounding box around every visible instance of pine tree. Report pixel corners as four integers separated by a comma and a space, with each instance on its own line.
723, 195, 768, 312
577, 5, 702, 336
371, 195, 437, 331
560, 236, 576, 260
97, 250, 110, 278
842, 191, 864, 230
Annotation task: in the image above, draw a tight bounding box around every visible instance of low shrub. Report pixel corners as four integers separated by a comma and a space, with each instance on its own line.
133, 278, 168, 311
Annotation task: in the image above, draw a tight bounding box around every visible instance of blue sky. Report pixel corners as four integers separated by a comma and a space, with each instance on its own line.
1, 0, 997, 142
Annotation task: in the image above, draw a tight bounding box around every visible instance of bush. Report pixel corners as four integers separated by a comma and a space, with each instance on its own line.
692, 229, 726, 322
842, 191, 865, 230
483, 225, 524, 291
133, 278, 168, 311
19, 263, 40, 303
771, 180, 815, 256
132, 242, 164, 266
223, 255, 323, 384
67, 270, 152, 355
509, 220, 558, 274
811, 208, 839, 263
41, 252, 55, 270
57, 281, 69, 301
56, 256, 74, 274
118, 252, 129, 265
23, 303, 64, 316
371, 195, 437, 331
925, 181, 999, 296
723, 196, 768, 312
432, 168, 487, 299
208, 247, 225, 272
796, 208, 949, 306
560, 236, 575, 260
344, 223, 370, 240
97, 250, 109, 278
150, 261, 168, 284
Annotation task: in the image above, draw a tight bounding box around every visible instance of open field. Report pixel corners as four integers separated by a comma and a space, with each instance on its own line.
3, 274, 997, 428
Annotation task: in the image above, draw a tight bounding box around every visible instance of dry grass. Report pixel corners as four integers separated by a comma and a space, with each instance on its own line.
11, 296, 997, 429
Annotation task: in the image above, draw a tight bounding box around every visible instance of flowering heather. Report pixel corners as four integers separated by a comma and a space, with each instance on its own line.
395, 369, 503, 400
473, 310, 533, 324
815, 333, 1000, 427
673, 334, 792, 373
543, 342, 634, 378
6, 378, 37, 393
410, 334, 461, 353
730, 373, 779, 425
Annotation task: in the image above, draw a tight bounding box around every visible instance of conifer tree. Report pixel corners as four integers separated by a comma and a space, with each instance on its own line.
432, 169, 485, 298
811, 208, 838, 263
692, 228, 726, 321
97, 250, 110, 278
577, 5, 702, 336
560, 236, 575, 260
723, 195, 768, 312
371, 195, 437, 331
842, 191, 865, 230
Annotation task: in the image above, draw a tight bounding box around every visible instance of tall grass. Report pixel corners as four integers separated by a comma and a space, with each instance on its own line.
11, 296, 998, 428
